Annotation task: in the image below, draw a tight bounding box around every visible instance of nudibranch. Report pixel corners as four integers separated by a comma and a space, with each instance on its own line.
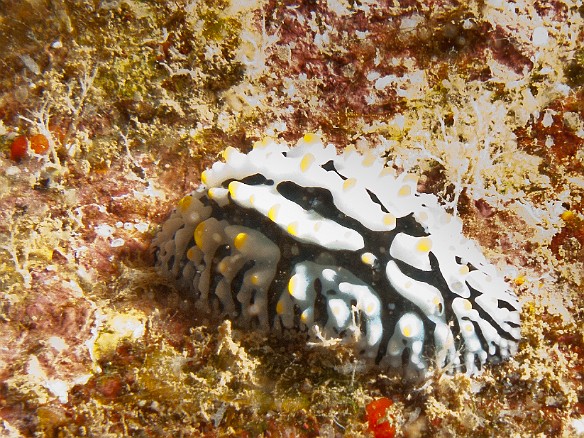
153, 134, 521, 379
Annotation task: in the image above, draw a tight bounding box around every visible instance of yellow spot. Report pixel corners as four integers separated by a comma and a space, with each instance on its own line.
207, 188, 216, 199
514, 276, 526, 286
416, 237, 432, 252
398, 185, 411, 197
249, 194, 256, 206
465, 323, 474, 332
433, 296, 440, 305
221, 146, 235, 161
178, 195, 193, 213
463, 299, 472, 311
268, 205, 280, 222
561, 210, 575, 221
379, 167, 394, 177
361, 252, 375, 265
254, 137, 270, 149
250, 274, 260, 285
186, 247, 197, 261
217, 260, 227, 274
194, 222, 206, 248
287, 222, 299, 236
300, 153, 315, 172
344, 144, 356, 156
201, 171, 209, 185
402, 325, 412, 337
288, 275, 298, 296
303, 132, 318, 143
343, 177, 357, 191
365, 303, 375, 314
331, 304, 340, 317
459, 265, 470, 275
313, 221, 322, 231
383, 213, 396, 227
404, 173, 419, 184
300, 310, 309, 323
441, 213, 452, 224
276, 300, 284, 315
234, 232, 248, 250
228, 181, 240, 199
362, 153, 376, 167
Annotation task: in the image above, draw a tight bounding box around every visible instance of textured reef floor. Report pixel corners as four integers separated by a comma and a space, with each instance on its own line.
0, 0, 583, 436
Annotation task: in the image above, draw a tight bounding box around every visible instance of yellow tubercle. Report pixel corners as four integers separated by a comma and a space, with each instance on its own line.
362, 153, 376, 167
303, 132, 318, 144
459, 264, 470, 275
228, 181, 240, 199
250, 274, 260, 285
178, 195, 193, 213
343, 144, 356, 156
402, 325, 412, 337
383, 213, 396, 228
300, 153, 315, 172
441, 213, 452, 224
222, 146, 241, 163
287, 221, 299, 236
416, 237, 432, 253
201, 171, 209, 186
361, 252, 376, 266
288, 275, 298, 296
234, 232, 248, 250
194, 222, 206, 248
404, 173, 419, 184
300, 310, 309, 323
253, 138, 270, 149
343, 177, 357, 191
186, 247, 197, 261
268, 205, 280, 222
379, 167, 394, 177
398, 185, 412, 197
276, 300, 284, 315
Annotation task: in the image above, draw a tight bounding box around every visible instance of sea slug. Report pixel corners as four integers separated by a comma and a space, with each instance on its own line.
153, 134, 521, 379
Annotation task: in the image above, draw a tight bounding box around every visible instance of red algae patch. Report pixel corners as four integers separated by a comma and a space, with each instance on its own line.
366, 397, 396, 438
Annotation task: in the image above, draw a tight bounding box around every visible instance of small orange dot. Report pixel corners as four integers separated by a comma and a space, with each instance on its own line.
29, 134, 49, 154
9, 136, 28, 161
560, 210, 575, 222
514, 276, 526, 286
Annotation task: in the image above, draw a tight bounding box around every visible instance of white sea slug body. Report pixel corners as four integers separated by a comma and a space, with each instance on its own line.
153, 135, 521, 379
